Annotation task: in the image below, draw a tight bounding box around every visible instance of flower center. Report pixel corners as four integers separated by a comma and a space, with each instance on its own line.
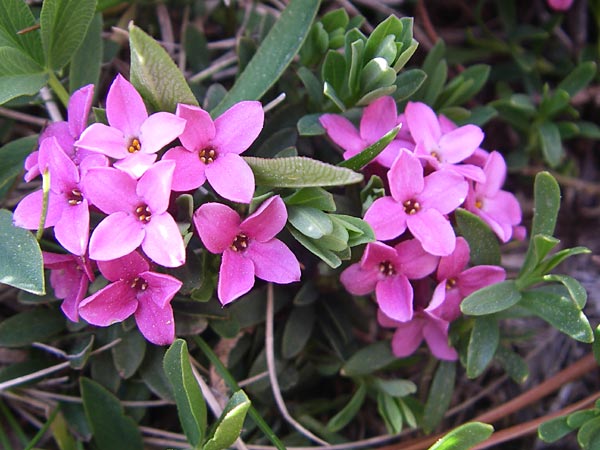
130, 277, 148, 291
403, 199, 421, 215
128, 138, 141, 153
199, 146, 217, 164
67, 188, 83, 205
378, 260, 396, 276
446, 278, 457, 290
230, 233, 249, 252
430, 150, 441, 161
135, 204, 152, 222
475, 199, 483, 209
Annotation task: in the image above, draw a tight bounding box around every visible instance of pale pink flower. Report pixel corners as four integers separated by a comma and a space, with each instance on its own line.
163, 102, 263, 203
193, 195, 300, 305
78, 251, 181, 345
76, 74, 186, 178
340, 239, 438, 322
83, 160, 185, 267
364, 149, 468, 256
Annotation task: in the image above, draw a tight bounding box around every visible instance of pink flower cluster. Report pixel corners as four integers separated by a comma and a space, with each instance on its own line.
14, 75, 300, 345
321, 97, 524, 360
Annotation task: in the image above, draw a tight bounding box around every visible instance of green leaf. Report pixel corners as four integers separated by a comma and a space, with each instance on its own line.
287, 206, 333, 239
338, 125, 400, 171
520, 290, 593, 343
203, 390, 251, 450
460, 281, 521, 316
69, 12, 102, 92
423, 361, 456, 433
538, 122, 563, 167
288, 226, 342, 268
374, 378, 417, 397
578, 416, 600, 448
297, 113, 325, 136
495, 346, 529, 384
539, 89, 570, 118
542, 274, 587, 309
80, 377, 143, 450
297, 67, 324, 105
40, 0, 97, 71
364, 15, 403, 62
282, 304, 316, 359
0, 0, 43, 64
211, 0, 320, 116
0, 135, 38, 200
594, 325, 600, 365
467, 316, 499, 378
139, 346, 174, 401
326, 382, 367, 432
332, 215, 374, 247
0, 209, 45, 294
163, 339, 207, 446
111, 329, 147, 379
428, 422, 494, 450
342, 340, 396, 376
538, 415, 574, 443
455, 208, 501, 266
285, 187, 336, 212
558, 61, 597, 97
129, 23, 198, 112
322, 50, 347, 97
536, 246, 591, 275
0, 73, 48, 105
393, 68, 427, 102
245, 156, 362, 188
378, 392, 404, 434
0, 308, 64, 348
568, 410, 598, 428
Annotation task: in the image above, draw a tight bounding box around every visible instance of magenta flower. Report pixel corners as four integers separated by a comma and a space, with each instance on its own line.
364, 149, 468, 256
464, 151, 522, 242
319, 96, 412, 168
78, 251, 181, 345
429, 237, 506, 322
43, 251, 95, 322
547, 0, 573, 11
14, 137, 108, 256
83, 160, 185, 267
193, 195, 300, 305
341, 239, 439, 321
404, 101, 485, 182
163, 102, 263, 203
76, 74, 186, 178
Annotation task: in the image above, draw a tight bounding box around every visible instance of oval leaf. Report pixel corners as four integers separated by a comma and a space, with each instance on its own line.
342, 340, 396, 377
423, 361, 456, 434
455, 208, 501, 266
282, 304, 316, 359
428, 422, 494, 450
0, 308, 64, 348
203, 390, 252, 450
287, 206, 333, 239
245, 156, 363, 188
466, 316, 499, 379
111, 328, 147, 379
460, 281, 521, 316
538, 415, 574, 443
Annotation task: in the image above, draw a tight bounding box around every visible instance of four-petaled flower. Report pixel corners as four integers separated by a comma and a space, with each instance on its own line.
78, 251, 181, 345
193, 195, 301, 305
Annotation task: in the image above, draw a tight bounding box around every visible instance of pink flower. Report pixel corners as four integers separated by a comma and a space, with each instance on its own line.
464, 151, 522, 242
76, 74, 186, 178
43, 251, 95, 322
404, 101, 485, 182
547, 0, 574, 11
193, 195, 300, 305
78, 251, 181, 345
163, 102, 263, 203
83, 160, 186, 267
320, 96, 412, 168
429, 237, 506, 322
364, 149, 468, 256
341, 239, 438, 322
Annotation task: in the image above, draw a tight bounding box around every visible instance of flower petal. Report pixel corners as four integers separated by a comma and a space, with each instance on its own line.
240, 195, 287, 242
68, 84, 94, 138
139, 112, 186, 154
320, 114, 365, 157
79, 281, 138, 326
422, 317, 458, 360
139, 271, 183, 309
395, 239, 440, 279
205, 153, 255, 203
360, 96, 398, 143
39, 137, 79, 190
54, 200, 89, 256
98, 251, 149, 282
407, 209, 456, 256
361, 241, 399, 270
458, 266, 506, 298
213, 101, 264, 155
142, 213, 186, 268
418, 169, 468, 214
134, 295, 175, 345
106, 74, 147, 136
13, 190, 62, 229
193, 202, 240, 254
437, 236, 470, 280
162, 145, 207, 192
390, 318, 425, 358
60, 274, 88, 322
41, 122, 74, 159
176, 104, 215, 151
340, 262, 378, 296
218, 249, 255, 305
113, 152, 157, 179
76, 123, 128, 159
363, 196, 407, 241
479, 151, 506, 197
246, 239, 300, 284
405, 102, 441, 145
89, 212, 145, 261
84, 167, 138, 214
438, 124, 484, 163
388, 149, 424, 201
375, 274, 413, 322
137, 160, 175, 214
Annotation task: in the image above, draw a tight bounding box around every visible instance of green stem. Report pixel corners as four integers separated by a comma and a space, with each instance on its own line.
24, 406, 59, 450
192, 336, 286, 450
47, 71, 70, 108
36, 170, 51, 241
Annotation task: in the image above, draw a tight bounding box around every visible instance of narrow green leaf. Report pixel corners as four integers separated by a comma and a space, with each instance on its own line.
288, 226, 342, 268
245, 156, 363, 187
282, 304, 316, 359
212, 0, 320, 116
80, 377, 143, 450
129, 23, 198, 112
428, 422, 494, 450
332, 215, 374, 247
163, 339, 207, 446
0, 0, 44, 64
374, 378, 417, 397
364, 15, 403, 62
460, 281, 521, 316
538, 415, 574, 443
393, 68, 427, 102
0, 135, 38, 200
520, 290, 593, 342
538, 122, 563, 167
542, 274, 587, 309
69, 12, 103, 92
0, 209, 45, 294
495, 346, 529, 384
558, 61, 597, 97
40, 0, 97, 71
139, 346, 174, 401
297, 67, 324, 105
378, 392, 404, 434
0, 308, 64, 348
594, 325, 600, 365
203, 390, 251, 450
287, 206, 333, 239
338, 125, 400, 171
423, 361, 456, 433
111, 329, 147, 379
326, 382, 367, 432
467, 316, 499, 378
322, 50, 347, 96
455, 208, 501, 266
536, 246, 591, 275
285, 187, 336, 212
